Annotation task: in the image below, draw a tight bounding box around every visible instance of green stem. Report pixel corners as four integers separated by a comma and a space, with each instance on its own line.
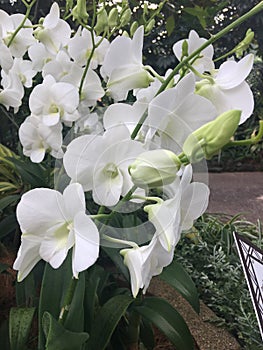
130, 1, 263, 140
226, 120, 263, 147
7, 0, 37, 48
78, 0, 97, 96
58, 277, 78, 325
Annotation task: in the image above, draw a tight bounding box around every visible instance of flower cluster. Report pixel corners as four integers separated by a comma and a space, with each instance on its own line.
1, 2, 256, 297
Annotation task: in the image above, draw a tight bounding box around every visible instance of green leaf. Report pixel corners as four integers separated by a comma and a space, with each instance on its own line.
64, 272, 85, 333
84, 265, 109, 333
85, 294, 134, 350
183, 6, 208, 29
42, 312, 89, 350
139, 318, 155, 350
166, 15, 175, 36
159, 260, 200, 313
134, 297, 194, 350
9, 307, 35, 350
0, 214, 18, 239
8, 158, 47, 188
38, 255, 72, 350
16, 270, 37, 307
0, 195, 20, 211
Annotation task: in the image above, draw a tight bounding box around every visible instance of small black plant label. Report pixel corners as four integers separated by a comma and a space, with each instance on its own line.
233, 232, 263, 341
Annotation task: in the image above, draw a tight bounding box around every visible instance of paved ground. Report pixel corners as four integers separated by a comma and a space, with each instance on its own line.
207, 172, 263, 223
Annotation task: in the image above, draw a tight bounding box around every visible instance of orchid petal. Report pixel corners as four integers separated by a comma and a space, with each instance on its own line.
16, 188, 65, 234
13, 235, 42, 282
93, 165, 123, 206
180, 182, 209, 230
215, 54, 254, 89
72, 212, 100, 277
63, 183, 86, 218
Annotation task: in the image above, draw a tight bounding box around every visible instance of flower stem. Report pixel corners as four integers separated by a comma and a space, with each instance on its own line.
226, 120, 263, 147
7, 0, 37, 48
58, 277, 78, 325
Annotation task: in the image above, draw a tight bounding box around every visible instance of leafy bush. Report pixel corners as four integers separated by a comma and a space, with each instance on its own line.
176, 214, 263, 349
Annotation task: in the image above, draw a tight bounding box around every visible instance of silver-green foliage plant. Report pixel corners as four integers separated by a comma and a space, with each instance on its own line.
176, 214, 263, 349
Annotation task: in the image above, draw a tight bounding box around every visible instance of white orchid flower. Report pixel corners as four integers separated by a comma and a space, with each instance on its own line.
2, 58, 37, 88
121, 234, 174, 297
19, 115, 63, 163
79, 68, 105, 108
13, 183, 100, 281
196, 54, 254, 124
144, 189, 181, 252
42, 50, 83, 86
75, 107, 103, 135
146, 73, 217, 152
103, 100, 147, 135
34, 2, 71, 54
68, 27, 109, 69
0, 71, 24, 110
63, 125, 145, 206
0, 39, 13, 72
28, 42, 56, 72
101, 26, 153, 101
0, 10, 35, 57
173, 30, 214, 74
164, 165, 210, 231
29, 75, 80, 126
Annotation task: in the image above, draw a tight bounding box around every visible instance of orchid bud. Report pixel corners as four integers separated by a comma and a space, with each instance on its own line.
108, 8, 119, 27
120, 8, 132, 26
94, 8, 108, 35
143, 3, 149, 15
72, 0, 89, 23
130, 21, 139, 37
129, 149, 181, 189
182, 40, 188, 58
183, 110, 241, 162
145, 19, 155, 34
235, 29, 254, 58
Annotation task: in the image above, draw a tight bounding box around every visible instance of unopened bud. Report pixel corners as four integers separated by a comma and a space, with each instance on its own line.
143, 3, 149, 15
120, 8, 132, 26
183, 110, 241, 161
235, 29, 254, 58
182, 40, 188, 58
108, 8, 119, 27
94, 8, 108, 35
129, 149, 181, 188
130, 21, 139, 37
145, 19, 155, 34
72, 0, 89, 23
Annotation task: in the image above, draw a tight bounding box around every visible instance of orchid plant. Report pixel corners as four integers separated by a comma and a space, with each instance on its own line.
1, 0, 263, 349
